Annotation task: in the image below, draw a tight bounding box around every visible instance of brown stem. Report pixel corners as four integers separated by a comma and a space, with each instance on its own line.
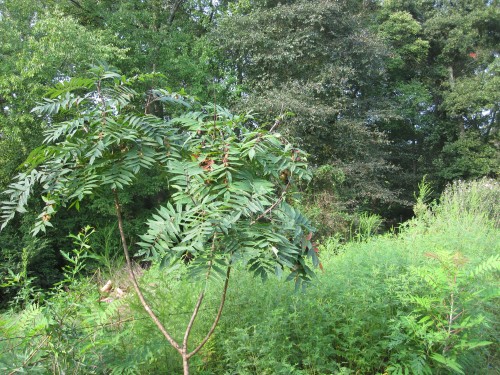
250, 181, 291, 225
182, 355, 189, 375
113, 189, 181, 353
188, 266, 231, 359
182, 233, 217, 352
183, 290, 205, 351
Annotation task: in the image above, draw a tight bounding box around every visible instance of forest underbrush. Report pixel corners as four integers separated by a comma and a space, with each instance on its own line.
1, 178, 498, 374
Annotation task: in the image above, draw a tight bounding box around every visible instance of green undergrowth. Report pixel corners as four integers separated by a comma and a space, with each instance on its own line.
1, 179, 499, 374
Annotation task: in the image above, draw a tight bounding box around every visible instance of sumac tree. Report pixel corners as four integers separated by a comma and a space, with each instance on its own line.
0, 66, 318, 374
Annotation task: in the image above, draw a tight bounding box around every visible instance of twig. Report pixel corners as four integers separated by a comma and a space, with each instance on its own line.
8, 335, 49, 375
250, 181, 291, 225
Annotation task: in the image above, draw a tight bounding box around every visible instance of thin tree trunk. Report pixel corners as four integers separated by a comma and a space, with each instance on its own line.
188, 266, 231, 359
182, 355, 189, 375
183, 290, 206, 353
113, 190, 231, 375
113, 189, 181, 353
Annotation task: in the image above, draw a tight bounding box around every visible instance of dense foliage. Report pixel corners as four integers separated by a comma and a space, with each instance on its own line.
1, 0, 499, 288
0, 0, 499, 373
1, 179, 498, 373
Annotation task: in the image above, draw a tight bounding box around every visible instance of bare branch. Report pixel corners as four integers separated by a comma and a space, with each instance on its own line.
183, 290, 205, 351
182, 232, 217, 350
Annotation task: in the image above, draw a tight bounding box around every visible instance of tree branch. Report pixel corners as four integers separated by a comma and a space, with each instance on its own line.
182, 232, 217, 351
187, 265, 231, 359
67, 0, 106, 22
168, 0, 185, 25
113, 189, 181, 353
250, 181, 291, 225
183, 290, 205, 351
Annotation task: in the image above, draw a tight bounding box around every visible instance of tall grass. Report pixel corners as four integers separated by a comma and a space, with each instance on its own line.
210, 178, 499, 374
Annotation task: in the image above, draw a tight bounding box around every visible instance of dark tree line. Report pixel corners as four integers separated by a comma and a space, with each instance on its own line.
0, 0, 498, 303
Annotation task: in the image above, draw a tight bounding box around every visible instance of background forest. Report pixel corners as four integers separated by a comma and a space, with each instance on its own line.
0, 0, 499, 374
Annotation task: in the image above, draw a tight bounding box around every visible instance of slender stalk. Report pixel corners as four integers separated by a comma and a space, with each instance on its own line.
183, 290, 205, 352
182, 237, 213, 349
182, 355, 189, 375
113, 189, 181, 353
181, 233, 218, 374
188, 266, 231, 359
8, 335, 49, 375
